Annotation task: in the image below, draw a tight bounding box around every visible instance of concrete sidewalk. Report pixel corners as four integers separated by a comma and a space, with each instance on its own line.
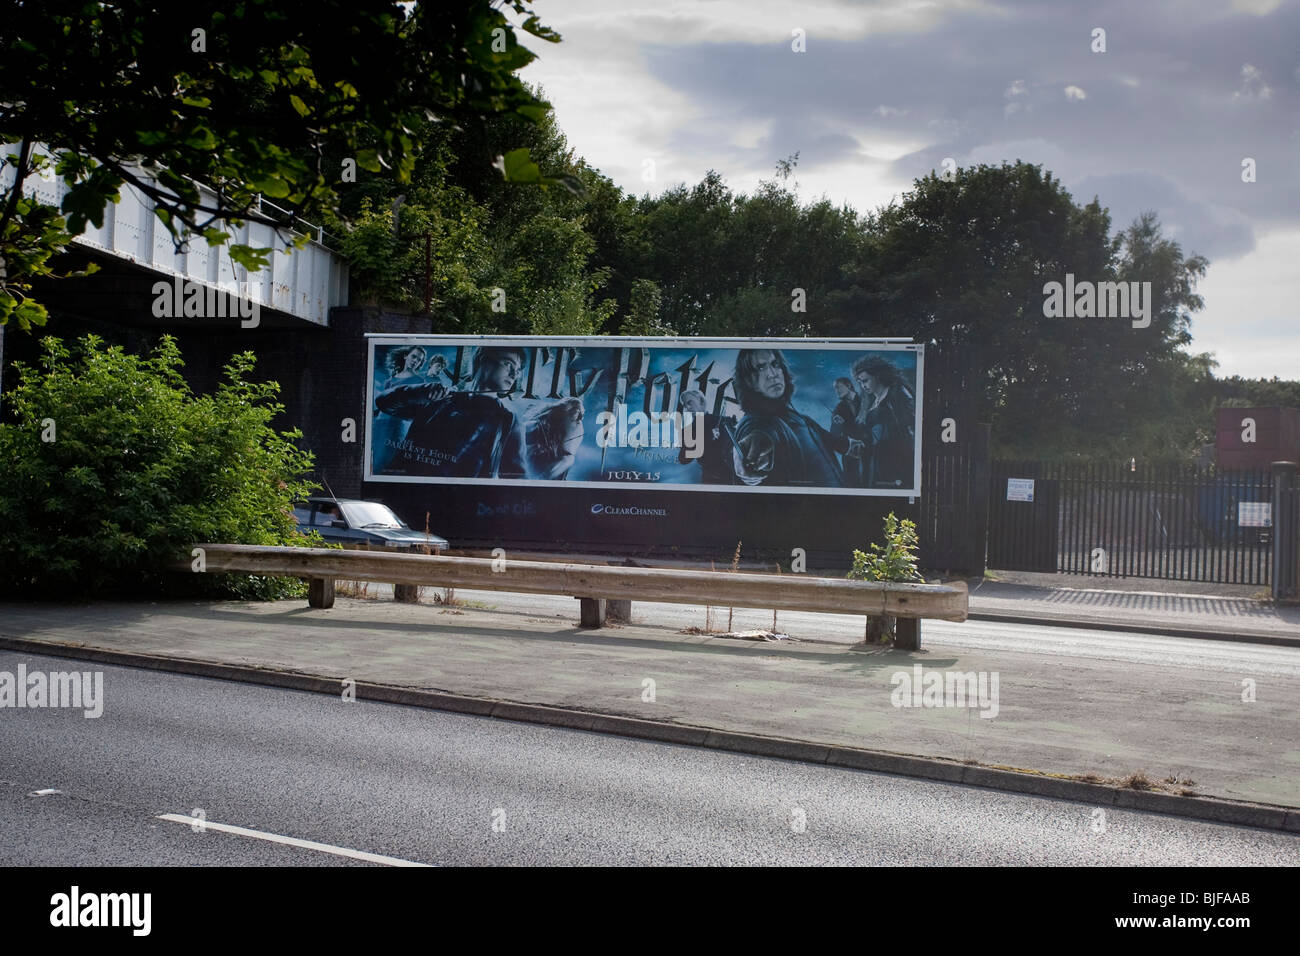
452, 551, 1299, 644
467, 551, 1300, 645
967, 580, 1300, 646
1, 595, 1297, 823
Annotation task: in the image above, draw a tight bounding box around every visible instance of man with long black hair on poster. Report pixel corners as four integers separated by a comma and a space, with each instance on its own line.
374, 346, 527, 478
730, 349, 863, 488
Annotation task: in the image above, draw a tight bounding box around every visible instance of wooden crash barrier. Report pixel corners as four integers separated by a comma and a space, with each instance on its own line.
179, 545, 968, 650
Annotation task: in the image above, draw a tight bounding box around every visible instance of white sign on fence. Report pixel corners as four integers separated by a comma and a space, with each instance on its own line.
1238, 502, 1272, 528
1007, 478, 1035, 502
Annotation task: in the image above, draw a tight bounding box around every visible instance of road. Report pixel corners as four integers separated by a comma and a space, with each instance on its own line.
2, 651, 1296, 866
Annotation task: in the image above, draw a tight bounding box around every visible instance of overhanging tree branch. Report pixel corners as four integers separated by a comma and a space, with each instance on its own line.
0, 136, 33, 245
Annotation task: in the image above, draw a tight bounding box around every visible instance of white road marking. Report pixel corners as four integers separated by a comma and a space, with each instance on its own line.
156, 813, 432, 866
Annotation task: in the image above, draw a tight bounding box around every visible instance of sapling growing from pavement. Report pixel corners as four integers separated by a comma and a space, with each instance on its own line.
847, 513, 924, 641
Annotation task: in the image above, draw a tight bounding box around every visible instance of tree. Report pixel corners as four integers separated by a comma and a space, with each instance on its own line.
331, 188, 495, 321
843, 162, 1211, 458
1215, 376, 1300, 409
0, 334, 320, 600
0, 0, 567, 329
621, 278, 669, 335
611, 167, 863, 337
327, 90, 620, 333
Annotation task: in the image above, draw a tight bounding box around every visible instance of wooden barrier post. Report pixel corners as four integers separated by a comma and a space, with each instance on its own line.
894, 617, 921, 651
578, 597, 607, 628
308, 577, 335, 609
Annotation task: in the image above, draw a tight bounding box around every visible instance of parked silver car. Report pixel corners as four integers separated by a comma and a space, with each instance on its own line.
293, 497, 448, 552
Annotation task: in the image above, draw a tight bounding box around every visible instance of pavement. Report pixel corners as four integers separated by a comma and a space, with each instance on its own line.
476, 551, 1300, 646
966, 578, 1300, 646
1, 575, 1298, 832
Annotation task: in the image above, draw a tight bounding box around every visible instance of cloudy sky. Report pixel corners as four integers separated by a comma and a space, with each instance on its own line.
516, 0, 1299, 379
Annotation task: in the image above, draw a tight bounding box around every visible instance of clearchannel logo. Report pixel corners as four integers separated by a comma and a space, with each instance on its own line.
590, 503, 668, 517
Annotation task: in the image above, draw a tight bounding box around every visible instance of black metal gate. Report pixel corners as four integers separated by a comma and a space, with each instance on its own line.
987, 460, 1274, 585
987, 463, 1060, 572
918, 424, 991, 577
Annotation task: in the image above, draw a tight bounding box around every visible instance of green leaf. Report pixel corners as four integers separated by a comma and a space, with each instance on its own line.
493, 150, 586, 197
248, 178, 291, 199
288, 94, 310, 118
183, 127, 218, 150
520, 15, 562, 43
228, 244, 272, 271
497, 147, 541, 183
4, 299, 49, 331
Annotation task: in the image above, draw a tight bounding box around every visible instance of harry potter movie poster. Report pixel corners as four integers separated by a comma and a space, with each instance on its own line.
365, 336, 923, 497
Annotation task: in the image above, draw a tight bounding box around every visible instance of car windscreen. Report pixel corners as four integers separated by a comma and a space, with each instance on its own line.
339, 501, 404, 529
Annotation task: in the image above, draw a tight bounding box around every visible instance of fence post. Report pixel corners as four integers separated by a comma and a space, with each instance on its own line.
970, 423, 992, 578
1273, 461, 1298, 602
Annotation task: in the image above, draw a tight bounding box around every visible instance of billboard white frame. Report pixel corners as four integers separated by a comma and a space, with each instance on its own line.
363, 335, 924, 497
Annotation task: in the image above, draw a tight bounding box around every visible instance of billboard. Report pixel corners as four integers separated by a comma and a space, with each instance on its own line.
365, 336, 923, 497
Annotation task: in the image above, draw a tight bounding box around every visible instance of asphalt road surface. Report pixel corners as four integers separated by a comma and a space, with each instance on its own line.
1, 650, 1296, 866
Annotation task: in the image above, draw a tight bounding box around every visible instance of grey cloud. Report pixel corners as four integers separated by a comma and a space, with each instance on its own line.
1072, 171, 1255, 259
641, 0, 1300, 261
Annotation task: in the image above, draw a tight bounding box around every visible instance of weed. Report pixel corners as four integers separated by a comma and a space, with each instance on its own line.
1118, 772, 1156, 791
773, 562, 780, 632
727, 540, 741, 633
335, 579, 372, 599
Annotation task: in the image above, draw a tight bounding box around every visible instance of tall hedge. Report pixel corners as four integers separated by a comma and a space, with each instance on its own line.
0, 334, 318, 599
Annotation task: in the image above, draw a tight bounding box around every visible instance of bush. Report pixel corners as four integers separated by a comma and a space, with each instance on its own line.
0, 334, 319, 600
847, 512, 924, 584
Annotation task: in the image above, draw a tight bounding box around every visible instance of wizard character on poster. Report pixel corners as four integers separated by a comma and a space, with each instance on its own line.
374, 345, 585, 481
